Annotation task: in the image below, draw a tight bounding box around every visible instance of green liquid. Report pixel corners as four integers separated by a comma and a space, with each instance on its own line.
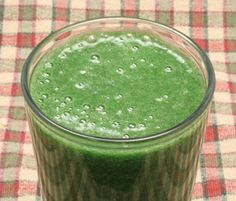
28, 31, 208, 201
30, 31, 205, 138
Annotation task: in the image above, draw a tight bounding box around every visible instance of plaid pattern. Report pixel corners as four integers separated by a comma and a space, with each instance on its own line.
0, 0, 235, 200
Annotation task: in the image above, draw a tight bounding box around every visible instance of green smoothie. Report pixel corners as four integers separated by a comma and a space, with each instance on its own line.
26, 30, 208, 201
30, 31, 205, 138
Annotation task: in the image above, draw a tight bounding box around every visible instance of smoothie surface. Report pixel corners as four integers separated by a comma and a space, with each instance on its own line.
30, 31, 205, 138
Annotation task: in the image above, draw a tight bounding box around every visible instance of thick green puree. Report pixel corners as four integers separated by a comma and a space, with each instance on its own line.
30, 31, 205, 138
26, 29, 210, 201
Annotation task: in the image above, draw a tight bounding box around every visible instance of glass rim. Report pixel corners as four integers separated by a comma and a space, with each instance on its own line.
21, 17, 215, 143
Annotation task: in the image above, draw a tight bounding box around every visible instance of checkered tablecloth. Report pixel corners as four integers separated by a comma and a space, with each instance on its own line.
0, 0, 235, 200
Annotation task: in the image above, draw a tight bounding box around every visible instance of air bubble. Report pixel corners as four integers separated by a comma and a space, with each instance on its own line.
90, 54, 100, 64
41, 94, 47, 99
150, 63, 154, 67
60, 102, 66, 107
39, 81, 44, 85
163, 95, 168, 99
112, 122, 120, 128
143, 35, 150, 42
42, 73, 50, 78
127, 107, 133, 112
80, 119, 86, 124
123, 134, 130, 139
116, 110, 122, 115
131, 46, 139, 51
164, 66, 172, 73
88, 122, 96, 128
96, 105, 105, 111
116, 68, 124, 75
55, 98, 59, 103
54, 87, 59, 91
58, 52, 67, 59
138, 124, 146, 129
45, 79, 50, 83
83, 104, 90, 110
64, 111, 70, 116
130, 63, 137, 69
128, 123, 136, 129
65, 96, 72, 102
155, 95, 168, 102
148, 115, 153, 119
88, 35, 97, 43
140, 58, 145, 62
45, 62, 53, 68
115, 94, 123, 100
79, 70, 87, 75
75, 83, 85, 89
127, 33, 133, 38
59, 70, 64, 74
81, 110, 86, 115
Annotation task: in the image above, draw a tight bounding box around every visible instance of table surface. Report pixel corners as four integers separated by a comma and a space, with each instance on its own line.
0, 1, 235, 200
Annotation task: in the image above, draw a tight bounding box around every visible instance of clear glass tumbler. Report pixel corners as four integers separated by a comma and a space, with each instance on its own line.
21, 17, 215, 201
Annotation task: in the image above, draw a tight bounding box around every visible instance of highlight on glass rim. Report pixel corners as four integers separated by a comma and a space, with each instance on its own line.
21, 17, 215, 201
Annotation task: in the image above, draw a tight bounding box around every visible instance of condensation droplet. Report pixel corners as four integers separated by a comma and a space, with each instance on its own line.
45, 62, 53, 68
90, 54, 100, 64
164, 66, 172, 73
127, 107, 133, 112
65, 96, 72, 102
75, 82, 85, 89
123, 134, 129, 139
88, 35, 97, 43
79, 70, 87, 75
130, 63, 137, 69
131, 46, 139, 51
116, 67, 124, 75
112, 122, 119, 128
